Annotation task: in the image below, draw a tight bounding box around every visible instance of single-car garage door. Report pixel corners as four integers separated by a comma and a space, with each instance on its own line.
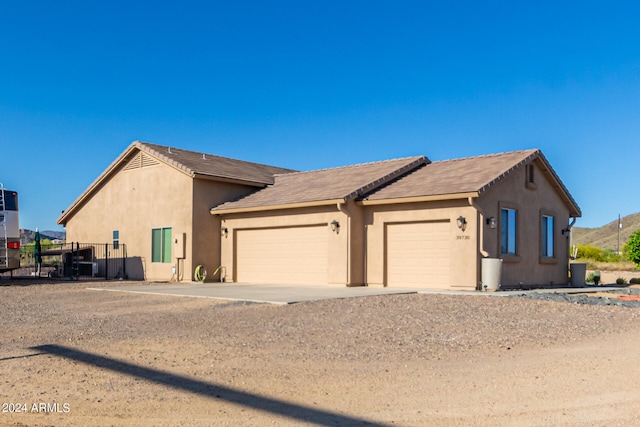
235, 225, 329, 284
385, 220, 450, 288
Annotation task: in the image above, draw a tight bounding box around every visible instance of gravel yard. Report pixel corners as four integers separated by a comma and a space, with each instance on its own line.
2, 279, 640, 426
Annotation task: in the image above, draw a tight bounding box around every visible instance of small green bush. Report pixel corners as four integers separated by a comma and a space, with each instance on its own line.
616, 277, 628, 285
626, 230, 640, 267
576, 244, 622, 262
630, 278, 640, 284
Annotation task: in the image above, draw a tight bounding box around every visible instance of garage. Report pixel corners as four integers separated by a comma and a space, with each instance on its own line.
235, 225, 329, 284
385, 220, 451, 288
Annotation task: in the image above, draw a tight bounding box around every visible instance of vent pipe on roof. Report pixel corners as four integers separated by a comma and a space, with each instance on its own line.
203, 153, 206, 160
168, 147, 172, 154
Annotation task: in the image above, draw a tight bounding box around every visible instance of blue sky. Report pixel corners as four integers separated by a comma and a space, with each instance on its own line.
1, 1, 638, 231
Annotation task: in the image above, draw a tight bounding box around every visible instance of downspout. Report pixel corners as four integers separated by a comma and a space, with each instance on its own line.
469, 196, 488, 291
468, 197, 489, 257
565, 217, 577, 258
337, 201, 351, 286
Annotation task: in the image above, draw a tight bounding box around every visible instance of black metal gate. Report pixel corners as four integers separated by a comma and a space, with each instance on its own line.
25, 242, 128, 280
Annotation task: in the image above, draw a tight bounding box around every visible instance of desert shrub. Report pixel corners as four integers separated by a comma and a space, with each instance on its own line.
625, 230, 640, 267
616, 277, 628, 285
586, 272, 596, 284
576, 245, 620, 262
577, 244, 605, 260
630, 278, 640, 284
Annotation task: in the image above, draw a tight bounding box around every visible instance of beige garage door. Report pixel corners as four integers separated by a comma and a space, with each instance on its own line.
235, 225, 328, 284
386, 220, 451, 288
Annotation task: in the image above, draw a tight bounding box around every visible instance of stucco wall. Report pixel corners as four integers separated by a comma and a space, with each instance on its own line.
476, 159, 572, 287
64, 162, 193, 281
63, 160, 262, 282
217, 202, 360, 285
190, 179, 259, 282
364, 200, 479, 289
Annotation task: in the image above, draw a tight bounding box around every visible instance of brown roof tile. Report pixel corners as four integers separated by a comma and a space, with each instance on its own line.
364, 149, 540, 200
137, 142, 294, 185
212, 156, 428, 211
363, 149, 581, 217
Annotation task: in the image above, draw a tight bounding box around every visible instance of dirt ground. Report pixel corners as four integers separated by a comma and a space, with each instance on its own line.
2, 279, 640, 426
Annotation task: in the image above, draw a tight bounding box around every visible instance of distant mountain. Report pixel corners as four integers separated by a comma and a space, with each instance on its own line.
573, 213, 640, 251
20, 229, 66, 245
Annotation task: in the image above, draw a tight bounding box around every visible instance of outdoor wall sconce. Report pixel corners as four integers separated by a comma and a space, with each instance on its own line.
486, 216, 497, 229
456, 216, 467, 231
330, 220, 340, 233
220, 226, 228, 237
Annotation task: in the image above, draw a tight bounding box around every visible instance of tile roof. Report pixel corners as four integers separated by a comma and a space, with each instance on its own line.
137, 142, 295, 185
58, 141, 293, 225
212, 156, 429, 212
364, 149, 540, 200
363, 149, 581, 217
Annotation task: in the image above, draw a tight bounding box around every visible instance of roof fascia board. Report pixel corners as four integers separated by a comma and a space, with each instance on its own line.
192, 173, 269, 187
474, 150, 581, 218
211, 199, 345, 215
533, 154, 582, 217
359, 192, 479, 206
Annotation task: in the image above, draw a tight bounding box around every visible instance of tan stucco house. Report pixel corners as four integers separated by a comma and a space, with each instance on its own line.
59, 142, 581, 289
57, 141, 294, 281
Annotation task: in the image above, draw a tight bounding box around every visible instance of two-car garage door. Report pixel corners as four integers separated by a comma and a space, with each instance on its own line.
235, 225, 328, 284
385, 221, 451, 288
234, 221, 451, 288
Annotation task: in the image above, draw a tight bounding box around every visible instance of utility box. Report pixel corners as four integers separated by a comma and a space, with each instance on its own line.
174, 233, 186, 259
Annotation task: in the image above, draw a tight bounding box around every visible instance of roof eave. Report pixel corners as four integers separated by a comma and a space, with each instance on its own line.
211, 199, 346, 215
192, 173, 271, 187
358, 192, 479, 206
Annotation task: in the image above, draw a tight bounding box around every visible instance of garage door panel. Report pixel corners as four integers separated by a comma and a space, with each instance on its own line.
236, 225, 328, 284
386, 221, 450, 288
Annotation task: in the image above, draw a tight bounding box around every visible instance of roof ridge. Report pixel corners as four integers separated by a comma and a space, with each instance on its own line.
431, 148, 539, 164
274, 155, 428, 177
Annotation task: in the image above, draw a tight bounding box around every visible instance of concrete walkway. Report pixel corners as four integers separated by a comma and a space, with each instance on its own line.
89, 282, 623, 305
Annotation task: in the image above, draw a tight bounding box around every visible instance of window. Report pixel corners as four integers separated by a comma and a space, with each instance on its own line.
152, 227, 172, 263
113, 230, 119, 250
501, 208, 517, 255
542, 215, 554, 257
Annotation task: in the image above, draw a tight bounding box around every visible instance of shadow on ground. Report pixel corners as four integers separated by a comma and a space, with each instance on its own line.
32, 344, 392, 427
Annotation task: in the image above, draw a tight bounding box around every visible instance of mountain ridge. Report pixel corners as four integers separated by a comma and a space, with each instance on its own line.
20, 229, 66, 245
573, 213, 640, 251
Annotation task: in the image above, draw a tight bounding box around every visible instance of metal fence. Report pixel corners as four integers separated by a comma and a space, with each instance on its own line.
21, 242, 127, 280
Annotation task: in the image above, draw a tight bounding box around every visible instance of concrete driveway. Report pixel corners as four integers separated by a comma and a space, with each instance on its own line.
90, 282, 423, 304
89, 282, 619, 305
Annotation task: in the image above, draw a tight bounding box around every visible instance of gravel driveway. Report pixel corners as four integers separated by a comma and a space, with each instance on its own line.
2, 279, 640, 426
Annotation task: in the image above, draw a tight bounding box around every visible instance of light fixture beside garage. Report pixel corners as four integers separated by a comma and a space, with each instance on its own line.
221, 226, 228, 237
456, 216, 467, 232
330, 220, 340, 233
486, 217, 497, 229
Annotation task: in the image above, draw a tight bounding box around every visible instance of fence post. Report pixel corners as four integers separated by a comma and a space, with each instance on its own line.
74, 242, 79, 280
122, 244, 127, 280
105, 243, 109, 280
